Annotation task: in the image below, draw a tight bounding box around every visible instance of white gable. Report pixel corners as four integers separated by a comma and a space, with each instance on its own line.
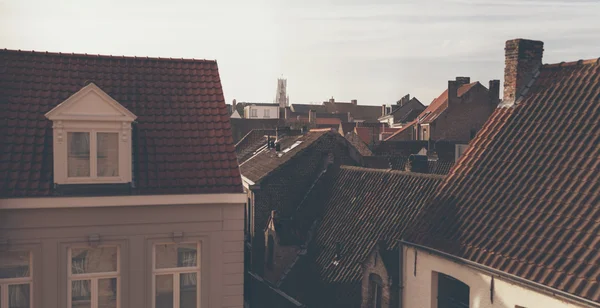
45, 83, 136, 122
231, 110, 241, 119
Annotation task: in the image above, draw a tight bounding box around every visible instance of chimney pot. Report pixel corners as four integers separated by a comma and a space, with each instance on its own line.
503, 39, 544, 102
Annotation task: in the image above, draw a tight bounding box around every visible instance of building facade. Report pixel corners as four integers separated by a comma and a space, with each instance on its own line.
0, 50, 246, 308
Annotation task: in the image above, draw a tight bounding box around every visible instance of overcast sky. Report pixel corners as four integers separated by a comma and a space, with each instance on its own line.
2, 0, 599, 105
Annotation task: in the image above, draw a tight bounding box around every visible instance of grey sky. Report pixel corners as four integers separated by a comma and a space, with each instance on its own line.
1, 0, 599, 105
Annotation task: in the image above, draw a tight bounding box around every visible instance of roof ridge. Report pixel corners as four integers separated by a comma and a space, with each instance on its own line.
1, 48, 217, 63
543, 57, 600, 68
340, 165, 445, 179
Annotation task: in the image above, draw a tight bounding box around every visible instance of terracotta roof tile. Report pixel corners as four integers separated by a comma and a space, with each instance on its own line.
281, 166, 443, 307
0, 49, 242, 197
404, 59, 600, 303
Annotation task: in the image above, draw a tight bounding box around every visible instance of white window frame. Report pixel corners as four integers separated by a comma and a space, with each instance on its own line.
264, 109, 270, 118
251, 109, 258, 118
0, 251, 33, 308
67, 245, 120, 308
65, 129, 123, 183
152, 242, 201, 308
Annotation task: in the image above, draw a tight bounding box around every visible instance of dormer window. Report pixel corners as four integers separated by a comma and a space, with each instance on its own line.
45, 83, 137, 185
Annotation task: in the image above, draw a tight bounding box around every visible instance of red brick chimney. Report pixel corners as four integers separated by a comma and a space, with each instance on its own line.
503, 39, 544, 102
489, 80, 500, 105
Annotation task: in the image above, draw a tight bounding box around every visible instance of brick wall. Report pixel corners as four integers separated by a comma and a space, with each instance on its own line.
429, 84, 497, 143
360, 249, 399, 308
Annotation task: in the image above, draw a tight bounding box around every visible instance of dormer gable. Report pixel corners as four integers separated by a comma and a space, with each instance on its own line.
45, 83, 137, 185
45, 83, 136, 122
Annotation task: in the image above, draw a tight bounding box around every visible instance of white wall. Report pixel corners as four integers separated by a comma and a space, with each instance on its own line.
403, 246, 586, 308
244, 105, 279, 119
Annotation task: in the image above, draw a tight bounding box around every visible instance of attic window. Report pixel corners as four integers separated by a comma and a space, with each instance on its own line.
45, 83, 137, 185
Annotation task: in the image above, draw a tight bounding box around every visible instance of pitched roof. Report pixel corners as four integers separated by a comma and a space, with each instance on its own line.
230, 118, 284, 143
344, 132, 373, 157
0, 49, 242, 197
235, 129, 276, 164
239, 130, 333, 183
324, 102, 381, 122
386, 97, 425, 122
281, 166, 443, 307
291, 104, 328, 114
404, 59, 600, 303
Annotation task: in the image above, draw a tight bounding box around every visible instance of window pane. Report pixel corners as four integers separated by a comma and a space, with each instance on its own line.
98, 278, 118, 308
97, 133, 119, 177
0, 251, 30, 278
71, 247, 118, 274
155, 274, 174, 308
68, 132, 90, 177
155, 243, 198, 269
180, 273, 197, 308
71, 280, 91, 308
9, 284, 30, 308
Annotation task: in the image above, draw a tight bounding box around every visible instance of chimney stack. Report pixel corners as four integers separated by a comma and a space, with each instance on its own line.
232, 99, 237, 109
448, 80, 458, 105
398, 94, 411, 106
455, 76, 470, 86
351, 99, 358, 105
405, 154, 428, 174
489, 80, 500, 105
504, 39, 544, 103
329, 97, 335, 103
381, 104, 387, 117
309, 109, 317, 125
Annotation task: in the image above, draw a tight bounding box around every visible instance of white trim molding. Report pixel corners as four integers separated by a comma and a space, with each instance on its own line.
0, 193, 247, 210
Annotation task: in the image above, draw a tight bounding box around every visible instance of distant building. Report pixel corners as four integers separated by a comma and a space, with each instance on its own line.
378, 94, 425, 128
244, 102, 281, 119
385, 77, 500, 143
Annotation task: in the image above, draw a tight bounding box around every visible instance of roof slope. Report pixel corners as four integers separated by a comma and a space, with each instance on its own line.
235, 129, 276, 164
0, 49, 242, 197
239, 130, 332, 183
404, 59, 600, 303
282, 166, 443, 307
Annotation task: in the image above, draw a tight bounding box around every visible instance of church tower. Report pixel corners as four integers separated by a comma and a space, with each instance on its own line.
275, 78, 289, 108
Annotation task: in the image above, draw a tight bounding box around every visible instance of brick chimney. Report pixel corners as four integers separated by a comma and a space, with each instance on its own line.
489, 80, 500, 105
381, 105, 387, 117
455, 77, 471, 86
448, 80, 459, 105
504, 39, 544, 102
232, 99, 237, 109
329, 97, 335, 103
351, 99, 358, 105
309, 109, 317, 125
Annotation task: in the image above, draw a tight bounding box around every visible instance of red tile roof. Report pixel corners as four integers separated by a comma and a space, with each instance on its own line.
0, 49, 243, 197
281, 166, 444, 307
404, 59, 600, 303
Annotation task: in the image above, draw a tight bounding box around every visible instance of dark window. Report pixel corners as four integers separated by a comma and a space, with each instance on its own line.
266, 235, 275, 269
438, 273, 469, 308
369, 273, 383, 308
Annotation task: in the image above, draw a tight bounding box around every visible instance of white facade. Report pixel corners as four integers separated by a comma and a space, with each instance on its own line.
243, 104, 279, 119
403, 246, 587, 308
